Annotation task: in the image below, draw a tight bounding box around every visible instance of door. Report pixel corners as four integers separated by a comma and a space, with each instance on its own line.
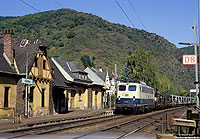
70, 90, 76, 109
95, 91, 98, 109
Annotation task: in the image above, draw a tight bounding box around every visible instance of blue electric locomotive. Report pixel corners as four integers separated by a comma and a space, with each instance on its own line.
115, 80, 155, 112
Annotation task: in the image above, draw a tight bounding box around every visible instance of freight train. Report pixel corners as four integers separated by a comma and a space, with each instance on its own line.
115, 80, 195, 113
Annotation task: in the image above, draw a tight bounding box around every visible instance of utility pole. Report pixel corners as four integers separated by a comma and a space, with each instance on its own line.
25, 53, 28, 118
193, 19, 199, 108
198, 0, 200, 109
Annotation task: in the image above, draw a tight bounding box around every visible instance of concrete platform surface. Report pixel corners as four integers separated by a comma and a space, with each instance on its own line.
0, 109, 114, 130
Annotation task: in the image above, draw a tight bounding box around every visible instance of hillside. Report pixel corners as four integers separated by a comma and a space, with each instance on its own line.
0, 9, 195, 94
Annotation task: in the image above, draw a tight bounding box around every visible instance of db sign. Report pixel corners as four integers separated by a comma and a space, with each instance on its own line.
183, 55, 197, 65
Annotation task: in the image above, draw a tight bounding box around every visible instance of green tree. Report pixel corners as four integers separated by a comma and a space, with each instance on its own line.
160, 74, 171, 94
127, 46, 159, 89
81, 55, 95, 68
120, 64, 130, 80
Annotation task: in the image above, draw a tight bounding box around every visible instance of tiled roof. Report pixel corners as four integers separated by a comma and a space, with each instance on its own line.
0, 38, 47, 75
50, 59, 71, 88
84, 67, 105, 86
0, 42, 17, 74
91, 68, 113, 81
14, 38, 41, 74
52, 58, 92, 84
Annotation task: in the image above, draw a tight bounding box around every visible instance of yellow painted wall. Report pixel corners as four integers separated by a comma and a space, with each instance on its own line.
92, 86, 103, 109
0, 75, 17, 118
67, 85, 103, 110
29, 81, 50, 116
83, 88, 88, 108
68, 86, 89, 109
27, 52, 53, 116
97, 91, 102, 109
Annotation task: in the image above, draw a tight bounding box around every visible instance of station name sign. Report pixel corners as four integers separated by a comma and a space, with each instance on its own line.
22, 78, 33, 85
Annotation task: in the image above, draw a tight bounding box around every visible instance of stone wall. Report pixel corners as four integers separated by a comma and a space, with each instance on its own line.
16, 78, 25, 118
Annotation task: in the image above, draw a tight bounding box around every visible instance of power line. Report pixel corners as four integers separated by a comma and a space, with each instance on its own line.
53, 0, 64, 8
114, 0, 136, 28
20, 0, 40, 12
127, 0, 147, 31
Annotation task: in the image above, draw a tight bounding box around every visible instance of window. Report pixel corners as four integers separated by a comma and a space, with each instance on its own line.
119, 85, 126, 91
29, 87, 34, 102
79, 90, 82, 102
41, 89, 45, 107
43, 60, 46, 69
35, 58, 38, 67
129, 85, 136, 91
4, 87, 9, 108
79, 91, 81, 100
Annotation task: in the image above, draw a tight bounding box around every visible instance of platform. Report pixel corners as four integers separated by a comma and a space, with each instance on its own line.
0, 109, 114, 131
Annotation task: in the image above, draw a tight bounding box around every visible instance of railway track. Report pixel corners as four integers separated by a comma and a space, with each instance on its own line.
1, 106, 189, 138
2, 114, 124, 139
73, 106, 189, 139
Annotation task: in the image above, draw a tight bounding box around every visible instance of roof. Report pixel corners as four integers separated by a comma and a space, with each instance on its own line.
50, 59, 71, 88
14, 38, 41, 74
0, 37, 47, 75
84, 67, 105, 86
0, 42, 17, 74
51, 57, 92, 84
91, 68, 113, 81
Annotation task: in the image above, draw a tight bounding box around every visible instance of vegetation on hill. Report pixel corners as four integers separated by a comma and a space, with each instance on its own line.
0, 9, 195, 95
126, 47, 159, 90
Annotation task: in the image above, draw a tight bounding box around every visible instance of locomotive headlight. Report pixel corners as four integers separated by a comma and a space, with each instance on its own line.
133, 96, 135, 101
118, 96, 120, 100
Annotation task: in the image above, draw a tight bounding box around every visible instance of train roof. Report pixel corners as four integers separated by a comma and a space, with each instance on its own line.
118, 80, 153, 88
118, 79, 142, 84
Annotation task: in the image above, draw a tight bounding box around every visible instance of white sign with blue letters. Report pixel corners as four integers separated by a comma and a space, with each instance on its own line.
22, 78, 33, 85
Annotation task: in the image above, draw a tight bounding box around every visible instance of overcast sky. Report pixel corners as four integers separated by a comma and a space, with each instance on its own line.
0, 0, 198, 48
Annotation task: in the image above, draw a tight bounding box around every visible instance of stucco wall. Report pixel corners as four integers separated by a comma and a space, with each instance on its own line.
0, 74, 18, 118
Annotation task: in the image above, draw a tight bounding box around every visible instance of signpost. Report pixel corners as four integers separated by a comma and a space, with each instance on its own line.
22, 78, 33, 85
180, 19, 199, 109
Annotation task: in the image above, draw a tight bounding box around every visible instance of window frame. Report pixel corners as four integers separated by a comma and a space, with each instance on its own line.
128, 85, 136, 91
43, 60, 46, 70
41, 89, 45, 107
119, 85, 126, 91
4, 87, 9, 108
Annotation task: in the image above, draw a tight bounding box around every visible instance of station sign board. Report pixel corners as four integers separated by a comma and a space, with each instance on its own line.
183, 55, 197, 65
22, 78, 33, 85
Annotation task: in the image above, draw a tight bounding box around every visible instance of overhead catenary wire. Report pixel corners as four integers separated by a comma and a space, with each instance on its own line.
127, 0, 147, 31
19, 0, 40, 12
53, 0, 65, 8
114, 0, 136, 28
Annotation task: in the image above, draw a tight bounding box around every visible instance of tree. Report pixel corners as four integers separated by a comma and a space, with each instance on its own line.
81, 55, 95, 68
126, 46, 159, 90
160, 74, 171, 94
120, 64, 130, 80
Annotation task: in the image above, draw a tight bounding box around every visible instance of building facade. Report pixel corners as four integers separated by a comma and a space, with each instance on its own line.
0, 29, 53, 118
51, 57, 104, 110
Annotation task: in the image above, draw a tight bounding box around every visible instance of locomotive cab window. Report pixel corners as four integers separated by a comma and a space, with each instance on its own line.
129, 85, 136, 91
119, 85, 126, 91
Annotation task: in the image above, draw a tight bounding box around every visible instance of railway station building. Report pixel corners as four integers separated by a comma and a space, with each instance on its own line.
0, 29, 54, 118
84, 67, 105, 109
51, 58, 104, 110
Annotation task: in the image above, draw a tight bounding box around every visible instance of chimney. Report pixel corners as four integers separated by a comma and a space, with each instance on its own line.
4, 29, 14, 64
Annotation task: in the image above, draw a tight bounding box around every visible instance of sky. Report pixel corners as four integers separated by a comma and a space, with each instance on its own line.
0, 0, 199, 48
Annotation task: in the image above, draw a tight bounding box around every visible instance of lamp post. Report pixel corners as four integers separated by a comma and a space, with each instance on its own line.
179, 19, 199, 109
